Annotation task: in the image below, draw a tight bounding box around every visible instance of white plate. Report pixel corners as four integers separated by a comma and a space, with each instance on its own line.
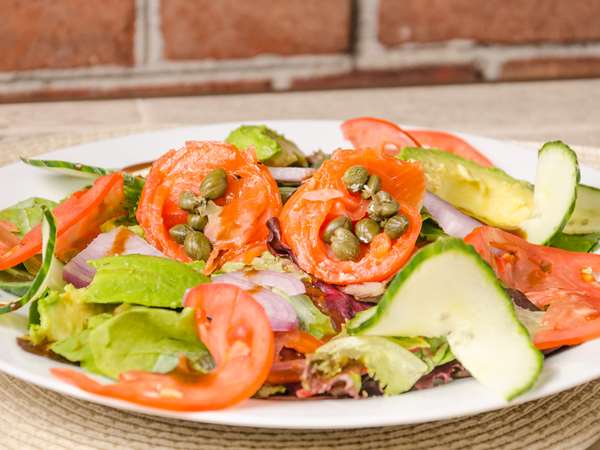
1, 120, 599, 429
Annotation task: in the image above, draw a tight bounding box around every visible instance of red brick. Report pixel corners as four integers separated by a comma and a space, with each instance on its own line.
0, 79, 272, 103
379, 0, 600, 46
501, 57, 600, 81
0, 0, 135, 71
291, 65, 481, 90
161, 0, 352, 60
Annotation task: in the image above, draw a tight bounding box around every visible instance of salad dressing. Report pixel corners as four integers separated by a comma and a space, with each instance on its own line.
109, 228, 132, 256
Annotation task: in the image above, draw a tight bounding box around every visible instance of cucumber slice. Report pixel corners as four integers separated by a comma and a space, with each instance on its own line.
0, 208, 64, 314
520, 141, 580, 245
21, 158, 112, 179
348, 238, 542, 400
564, 184, 600, 235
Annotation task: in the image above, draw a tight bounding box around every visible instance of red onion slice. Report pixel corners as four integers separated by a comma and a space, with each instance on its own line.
423, 192, 482, 239
212, 273, 298, 331
267, 167, 315, 184
244, 270, 305, 296
63, 227, 163, 288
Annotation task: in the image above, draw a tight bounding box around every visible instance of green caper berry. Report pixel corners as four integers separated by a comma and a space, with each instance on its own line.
384, 214, 409, 239
361, 175, 381, 199
188, 214, 208, 231
184, 231, 212, 261
354, 218, 381, 244
200, 168, 228, 200
322, 215, 352, 244
342, 165, 369, 193
169, 224, 191, 244
378, 199, 400, 218
279, 186, 297, 203
179, 191, 199, 211
330, 228, 360, 261
367, 200, 384, 222
374, 190, 393, 203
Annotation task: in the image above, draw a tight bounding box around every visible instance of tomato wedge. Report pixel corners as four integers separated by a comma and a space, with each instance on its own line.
341, 117, 493, 167
136, 141, 281, 273
465, 226, 600, 349
342, 117, 419, 151
279, 147, 424, 284
267, 330, 323, 385
52, 283, 275, 411
0, 173, 124, 270
408, 130, 493, 167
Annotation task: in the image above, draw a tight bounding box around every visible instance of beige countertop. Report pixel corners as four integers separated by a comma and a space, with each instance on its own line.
0, 78, 599, 154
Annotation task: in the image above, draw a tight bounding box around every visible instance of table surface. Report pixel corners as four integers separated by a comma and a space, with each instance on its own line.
0, 78, 599, 450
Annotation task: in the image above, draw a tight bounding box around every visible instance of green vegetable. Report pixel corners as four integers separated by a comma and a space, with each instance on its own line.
349, 238, 542, 400
384, 214, 408, 239
188, 214, 208, 231
255, 384, 287, 398
184, 231, 212, 261
304, 336, 428, 395
280, 293, 335, 339
52, 307, 213, 379
368, 191, 399, 221
395, 336, 455, 372
354, 218, 380, 244
279, 186, 297, 203
519, 141, 580, 244
322, 215, 352, 244
179, 191, 200, 211
200, 168, 228, 200
29, 285, 111, 345
226, 125, 307, 167
0, 208, 64, 315
0, 197, 57, 236
361, 174, 381, 199
342, 166, 369, 193
0, 268, 34, 297
330, 228, 360, 261
563, 184, 600, 234
550, 232, 600, 252
169, 224, 191, 244
83, 255, 209, 308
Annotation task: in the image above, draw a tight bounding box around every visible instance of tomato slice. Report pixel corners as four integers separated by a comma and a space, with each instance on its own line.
465, 226, 600, 349
407, 130, 494, 167
136, 141, 281, 273
279, 147, 424, 284
341, 117, 493, 167
267, 330, 323, 385
0, 222, 19, 254
342, 117, 419, 151
52, 283, 275, 411
0, 173, 124, 270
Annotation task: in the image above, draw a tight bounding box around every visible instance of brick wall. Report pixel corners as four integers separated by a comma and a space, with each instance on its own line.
1, 0, 600, 102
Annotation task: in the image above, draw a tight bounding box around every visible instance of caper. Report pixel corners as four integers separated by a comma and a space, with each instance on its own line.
279, 186, 297, 203
361, 175, 381, 199
354, 218, 381, 244
188, 214, 208, 231
169, 224, 191, 244
384, 214, 409, 239
200, 168, 228, 200
184, 231, 212, 261
342, 165, 369, 193
373, 190, 393, 203
322, 215, 352, 244
179, 191, 199, 211
330, 228, 360, 261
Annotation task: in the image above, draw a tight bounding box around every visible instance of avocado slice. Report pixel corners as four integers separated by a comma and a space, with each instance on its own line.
348, 238, 542, 400
399, 146, 600, 234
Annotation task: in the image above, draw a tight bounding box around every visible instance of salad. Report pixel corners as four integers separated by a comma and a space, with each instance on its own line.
0, 117, 599, 412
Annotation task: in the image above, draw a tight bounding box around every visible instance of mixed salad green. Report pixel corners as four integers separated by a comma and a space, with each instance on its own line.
0, 117, 599, 411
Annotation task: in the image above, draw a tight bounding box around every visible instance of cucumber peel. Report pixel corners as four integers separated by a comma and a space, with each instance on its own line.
20, 158, 112, 179
348, 238, 543, 400
520, 141, 580, 244
0, 207, 63, 314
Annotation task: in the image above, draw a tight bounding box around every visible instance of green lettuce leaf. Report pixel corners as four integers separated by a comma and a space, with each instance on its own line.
0, 197, 57, 236
52, 307, 213, 379
84, 255, 209, 308
550, 232, 600, 253
304, 336, 428, 395
280, 293, 335, 339
226, 125, 307, 167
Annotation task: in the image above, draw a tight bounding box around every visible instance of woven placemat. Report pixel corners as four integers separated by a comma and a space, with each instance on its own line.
0, 129, 599, 450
